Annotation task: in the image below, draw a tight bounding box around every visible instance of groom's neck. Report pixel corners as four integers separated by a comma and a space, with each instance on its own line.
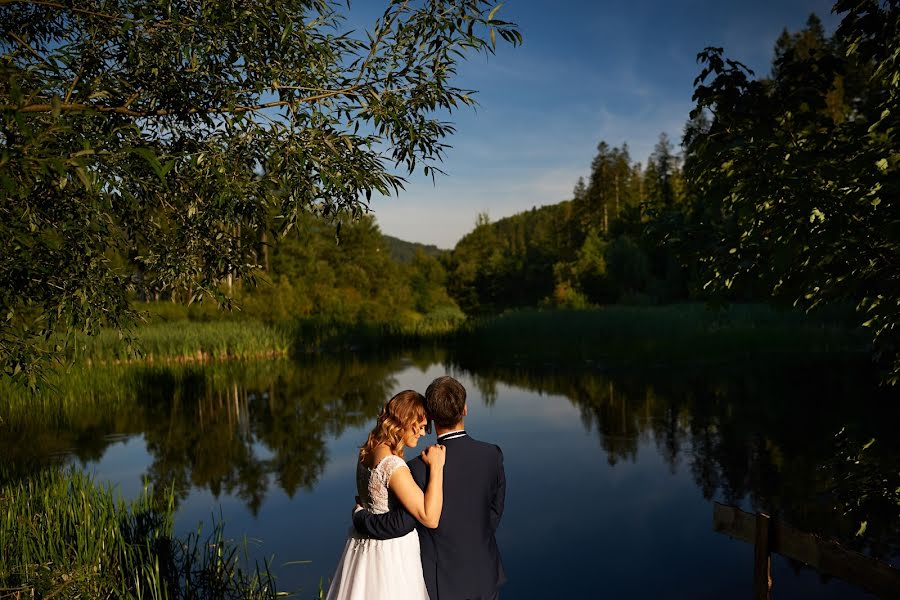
435, 419, 465, 438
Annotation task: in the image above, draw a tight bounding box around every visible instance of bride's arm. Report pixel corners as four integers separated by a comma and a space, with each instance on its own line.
389, 463, 443, 529
352, 458, 426, 540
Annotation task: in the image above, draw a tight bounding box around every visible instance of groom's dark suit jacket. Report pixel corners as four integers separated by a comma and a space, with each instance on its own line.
353, 432, 506, 600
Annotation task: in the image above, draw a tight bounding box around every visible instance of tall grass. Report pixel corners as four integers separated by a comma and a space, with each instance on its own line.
0, 468, 278, 599
64, 305, 464, 364
72, 321, 291, 364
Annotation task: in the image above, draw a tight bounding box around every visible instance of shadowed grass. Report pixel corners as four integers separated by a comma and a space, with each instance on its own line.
454, 304, 871, 368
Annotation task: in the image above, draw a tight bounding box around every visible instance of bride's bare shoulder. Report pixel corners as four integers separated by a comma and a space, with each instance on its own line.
362, 444, 393, 469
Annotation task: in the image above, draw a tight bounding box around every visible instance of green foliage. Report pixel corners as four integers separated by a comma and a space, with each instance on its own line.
0, 209, 463, 365
683, 3, 900, 382
406, 250, 458, 314
382, 235, 446, 264
0, 467, 278, 599
604, 235, 650, 302
445, 137, 689, 311
578, 142, 640, 237
445, 203, 578, 313
231, 212, 463, 335
0, 0, 520, 386
826, 429, 900, 543
257, 213, 413, 325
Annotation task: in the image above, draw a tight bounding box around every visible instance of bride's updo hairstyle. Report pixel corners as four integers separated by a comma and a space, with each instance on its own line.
360, 390, 427, 463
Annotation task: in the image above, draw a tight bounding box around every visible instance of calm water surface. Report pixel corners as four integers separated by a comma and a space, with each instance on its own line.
3, 348, 898, 599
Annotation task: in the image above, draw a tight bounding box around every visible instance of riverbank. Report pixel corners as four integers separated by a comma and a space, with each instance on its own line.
63, 304, 870, 365
63, 303, 868, 368
63, 303, 465, 366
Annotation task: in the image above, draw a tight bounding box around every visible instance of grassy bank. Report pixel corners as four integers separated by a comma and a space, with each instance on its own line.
52, 302, 869, 369
454, 304, 871, 368
0, 468, 278, 599
65, 304, 464, 365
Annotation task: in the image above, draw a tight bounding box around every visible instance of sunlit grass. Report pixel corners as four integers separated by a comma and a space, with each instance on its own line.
0, 467, 278, 599
62, 305, 465, 364
71, 320, 291, 364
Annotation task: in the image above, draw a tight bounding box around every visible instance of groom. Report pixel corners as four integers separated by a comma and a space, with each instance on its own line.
353, 375, 507, 600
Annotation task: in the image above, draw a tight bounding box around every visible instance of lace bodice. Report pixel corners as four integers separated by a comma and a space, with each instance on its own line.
356, 454, 408, 514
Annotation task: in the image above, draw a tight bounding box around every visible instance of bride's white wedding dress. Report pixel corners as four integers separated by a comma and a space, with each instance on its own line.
325, 454, 430, 600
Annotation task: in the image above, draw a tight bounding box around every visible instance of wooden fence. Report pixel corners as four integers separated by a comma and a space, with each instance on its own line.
713, 502, 900, 599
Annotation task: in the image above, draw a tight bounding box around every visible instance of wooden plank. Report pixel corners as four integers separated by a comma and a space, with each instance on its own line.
754, 512, 772, 600
713, 502, 756, 544
714, 503, 900, 599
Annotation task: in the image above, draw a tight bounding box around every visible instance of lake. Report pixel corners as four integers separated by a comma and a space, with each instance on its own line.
2, 347, 898, 599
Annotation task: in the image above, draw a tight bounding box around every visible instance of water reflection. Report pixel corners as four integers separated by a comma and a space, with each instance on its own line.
450, 352, 900, 562
1, 352, 438, 512
1, 347, 897, 595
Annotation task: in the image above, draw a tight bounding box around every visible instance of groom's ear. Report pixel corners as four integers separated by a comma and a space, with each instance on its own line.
463, 404, 468, 417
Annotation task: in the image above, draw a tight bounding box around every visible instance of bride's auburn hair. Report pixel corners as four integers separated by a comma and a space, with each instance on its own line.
360, 390, 427, 463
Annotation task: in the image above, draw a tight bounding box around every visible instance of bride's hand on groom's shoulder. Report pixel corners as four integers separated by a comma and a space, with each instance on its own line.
421, 444, 446, 468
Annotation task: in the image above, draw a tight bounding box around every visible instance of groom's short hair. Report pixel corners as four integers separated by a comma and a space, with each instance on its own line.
425, 376, 466, 429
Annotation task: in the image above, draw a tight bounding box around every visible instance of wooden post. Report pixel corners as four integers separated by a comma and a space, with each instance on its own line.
713, 502, 900, 599
753, 512, 772, 600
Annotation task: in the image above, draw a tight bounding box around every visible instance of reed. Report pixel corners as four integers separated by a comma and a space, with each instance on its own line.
61, 306, 462, 365
71, 320, 291, 364
0, 468, 278, 599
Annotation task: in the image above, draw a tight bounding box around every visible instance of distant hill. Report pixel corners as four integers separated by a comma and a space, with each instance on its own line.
383, 235, 447, 263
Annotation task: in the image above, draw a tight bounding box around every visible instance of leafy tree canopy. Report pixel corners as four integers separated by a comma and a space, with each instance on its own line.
0, 0, 520, 385
684, 0, 899, 382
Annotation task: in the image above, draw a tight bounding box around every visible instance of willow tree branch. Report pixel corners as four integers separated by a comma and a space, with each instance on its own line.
63, 69, 82, 104
0, 0, 197, 27
0, 0, 127, 21
8, 31, 54, 68
1, 84, 370, 116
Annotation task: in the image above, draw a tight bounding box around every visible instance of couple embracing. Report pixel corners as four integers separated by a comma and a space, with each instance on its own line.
326, 376, 506, 600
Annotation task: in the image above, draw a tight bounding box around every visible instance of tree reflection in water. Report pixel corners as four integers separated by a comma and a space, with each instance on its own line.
449, 347, 900, 563
0, 352, 432, 513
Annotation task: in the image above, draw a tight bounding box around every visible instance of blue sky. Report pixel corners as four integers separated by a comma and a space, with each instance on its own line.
354, 1, 841, 248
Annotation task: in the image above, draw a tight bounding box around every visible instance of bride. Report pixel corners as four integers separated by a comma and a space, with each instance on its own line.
325, 390, 446, 600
